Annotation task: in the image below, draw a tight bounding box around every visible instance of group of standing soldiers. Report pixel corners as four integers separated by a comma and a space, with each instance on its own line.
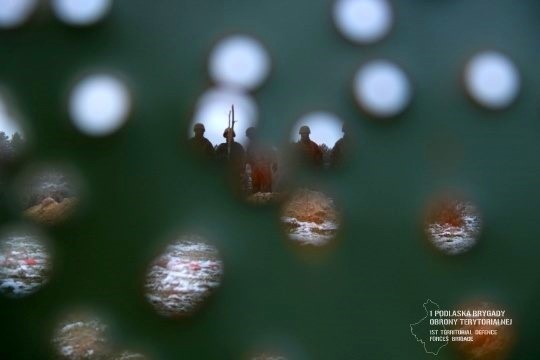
188, 122, 348, 194
295, 125, 347, 168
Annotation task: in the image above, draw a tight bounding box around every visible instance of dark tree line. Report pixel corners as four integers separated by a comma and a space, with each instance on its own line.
0, 131, 24, 163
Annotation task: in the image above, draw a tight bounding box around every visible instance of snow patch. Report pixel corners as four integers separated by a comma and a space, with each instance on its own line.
0, 234, 51, 297
282, 217, 339, 247
145, 238, 223, 316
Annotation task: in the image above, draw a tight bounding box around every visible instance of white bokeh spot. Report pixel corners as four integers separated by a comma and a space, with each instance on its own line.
209, 35, 271, 91
334, 0, 393, 44
69, 74, 131, 136
290, 112, 344, 146
190, 87, 258, 147
0, 0, 38, 28
465, 51, 520, 110
353, 60, 411, 118
52, 0, 111, 26
0, 97, 23, 138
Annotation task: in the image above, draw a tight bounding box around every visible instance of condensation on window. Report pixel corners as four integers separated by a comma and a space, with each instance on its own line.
281, 188, 341, 248
69, 73, 132, 136
0, 224, 52, 298
144, 234, 224, 317
16, 164, 82, 226
423, 194, 482, 256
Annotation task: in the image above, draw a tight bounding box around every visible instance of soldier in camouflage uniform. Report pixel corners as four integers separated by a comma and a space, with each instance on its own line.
215, 128, 246, 194
296, 125, 323, 167
188, 123, 214, 160
215, 128, 245, 172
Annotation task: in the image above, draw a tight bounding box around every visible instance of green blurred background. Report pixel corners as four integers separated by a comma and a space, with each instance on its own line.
1, 0, 540, 358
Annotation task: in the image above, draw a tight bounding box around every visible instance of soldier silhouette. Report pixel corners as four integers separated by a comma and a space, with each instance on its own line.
188, 123, 214, 160
296, 125, 323, 167
216, 127, 246, 194
215, 128, 245, 171
331, 123, 347, 168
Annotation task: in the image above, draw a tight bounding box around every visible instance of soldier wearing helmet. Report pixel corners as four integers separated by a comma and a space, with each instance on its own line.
188, 122, 214, 160
215, 127, 245, 169
215, 127, 246, 194
296, 125, 323, 167
245, 126, 256, 139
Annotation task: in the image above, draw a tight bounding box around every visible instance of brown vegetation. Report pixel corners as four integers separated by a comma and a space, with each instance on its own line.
283, 189, 338, 224
427, 200, 465, 227
53, 319, 110, 360
113, 351, 147, 360
53, 317, 148, 360
24, 197, 77, 225
246, 192, 283, 205
453, 302, 514, 360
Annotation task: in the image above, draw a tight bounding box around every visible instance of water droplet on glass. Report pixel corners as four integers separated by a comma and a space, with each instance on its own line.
0, 225, 52, 298
52, 0, 112, 26
464, 51, 520, 110
281, 189, 341, 247
145, 234, 224, 317
333, 0, 393, 44
209, 35, 271, 91
18, 164, 81, 226
69, 74, 131, 136
424, 196, 482, 255
0, 0, 38, 29
52, 313, 111, 360
353, 60, 411, 118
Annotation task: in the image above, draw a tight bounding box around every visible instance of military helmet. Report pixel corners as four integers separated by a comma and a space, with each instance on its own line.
193, 123, 205, 132
223, 128, 236, 137
245, 126, 256, 138
299, 125, 311, 134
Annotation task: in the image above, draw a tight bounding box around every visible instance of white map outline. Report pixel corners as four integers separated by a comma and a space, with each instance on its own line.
410, 299, 449, 356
